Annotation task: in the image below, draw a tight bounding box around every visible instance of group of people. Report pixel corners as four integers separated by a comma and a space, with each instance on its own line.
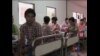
12, 8, 87, 56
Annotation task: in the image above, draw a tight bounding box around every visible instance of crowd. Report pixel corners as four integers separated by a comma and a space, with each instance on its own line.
12, 8, 87, 56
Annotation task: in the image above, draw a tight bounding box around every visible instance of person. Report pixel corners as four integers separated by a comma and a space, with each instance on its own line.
19, 8, 42, 56
67, 17, 78, 54
12, 16, 19, 56
84, 22, 87, 38
12, 16, 19, 35
67, 17, 78, 37
42, 16, 52, 36
83, 17, 87, 23
50, 17, 60, 34
61, 18, 69, 32
42, 16, 53, 43
61, 18, 69, 37
78, 19, 86, 39
78, 19, 86, 52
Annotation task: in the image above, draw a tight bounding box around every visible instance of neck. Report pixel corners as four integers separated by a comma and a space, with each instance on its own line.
26, 22, 33, 26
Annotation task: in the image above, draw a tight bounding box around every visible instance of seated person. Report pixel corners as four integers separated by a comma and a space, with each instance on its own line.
12, 16, 19, 42
67, 17, 78, 37
61, 18, 69, 37
42, 16, 52, 36
49, 17, 60, 34
12, 16, 19, 56
78, 19, 86, 39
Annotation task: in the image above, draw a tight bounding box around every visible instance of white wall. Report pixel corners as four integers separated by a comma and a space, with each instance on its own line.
12, 0, 66, 28
12, 0, 19, 28
67, 1, 87, 19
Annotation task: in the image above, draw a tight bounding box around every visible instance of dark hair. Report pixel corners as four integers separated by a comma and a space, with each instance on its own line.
69, 17, 75, 22
44, 16, 50, 24
24, 8, 36, 18
83, 17, 86, 20
80, 19, 84, 21
52, 17, 57, 21
65, 18, 68, 20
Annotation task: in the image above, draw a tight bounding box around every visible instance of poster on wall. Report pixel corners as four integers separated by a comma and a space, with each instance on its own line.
73, 12, 84, 24
47, 6, 56, 19
19, 2, 34, 25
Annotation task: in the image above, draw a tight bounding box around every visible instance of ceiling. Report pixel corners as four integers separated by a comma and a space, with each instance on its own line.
68, 0, 87, 9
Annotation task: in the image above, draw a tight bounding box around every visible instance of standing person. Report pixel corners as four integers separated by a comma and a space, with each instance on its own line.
78, 19, 86, 52
67, 17, 78, 54
19, 8, 42, 56
61, 18, 69, 37
67, 17, 78, 37
84, 22, 87, 38
78, 19, 86, 39
12, 16, 19, 36
50, 17, 60, 34
42, 16, 53, 43
12, 16, 19, 56
42, 16, 52, 36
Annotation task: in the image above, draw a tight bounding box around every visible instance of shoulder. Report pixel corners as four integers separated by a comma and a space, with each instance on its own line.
35, 22, 41, 27
34, 22, 42, 30
20, 23, 27, 30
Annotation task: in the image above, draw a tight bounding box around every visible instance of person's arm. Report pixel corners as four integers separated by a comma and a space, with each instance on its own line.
19, 26, 25, 56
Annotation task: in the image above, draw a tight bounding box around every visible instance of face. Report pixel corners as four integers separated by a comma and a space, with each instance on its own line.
25, 13, 35, 24
68, 20, 75, 25
52, 20, 56, 24
80, 21, 84, 24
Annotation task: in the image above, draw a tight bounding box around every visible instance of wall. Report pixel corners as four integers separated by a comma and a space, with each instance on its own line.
12, 0, 66, 28
67, 1, 87, 19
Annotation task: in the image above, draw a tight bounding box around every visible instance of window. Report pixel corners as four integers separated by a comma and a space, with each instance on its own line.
73, 12, 84, 24
47, 6, 56, 19
73, 12, 77, 19
19, 2, 34, 25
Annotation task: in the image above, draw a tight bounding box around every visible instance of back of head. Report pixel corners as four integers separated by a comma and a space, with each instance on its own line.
69, 17, 75, 23
44, 16, 50, 24
80, 19, 84, 21
52, 17, 57, 21
24, 8, 36, 18
65, 18, 68, 21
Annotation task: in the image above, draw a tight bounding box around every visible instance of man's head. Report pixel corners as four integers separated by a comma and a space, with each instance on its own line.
44, 16, 50, 24
68, 17, 75, 25
52, 17, 57, 24
65, 18, 68, 24
24, 8, 36, 24
83, 17, 86, 22
80, 19, 84, 24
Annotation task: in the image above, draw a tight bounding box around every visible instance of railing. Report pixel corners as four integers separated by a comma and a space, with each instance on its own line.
64, 35, 79, 56
32, 33, 63, 56
12, 33, 79, 56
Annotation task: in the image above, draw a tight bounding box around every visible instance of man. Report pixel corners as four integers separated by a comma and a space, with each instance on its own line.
42, 16, 52, 36
61, 18, 69, 37
12, 16, 19, 56
61, 18, 69, 32
49, 17, 60, 34
19, 8, 42, 56
12, 16, 19, 35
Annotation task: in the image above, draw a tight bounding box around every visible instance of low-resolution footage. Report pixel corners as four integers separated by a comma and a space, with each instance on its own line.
12, 0, 87, 56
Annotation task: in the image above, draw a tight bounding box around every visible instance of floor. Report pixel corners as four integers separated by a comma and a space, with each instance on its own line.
70, 51, 87, 56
